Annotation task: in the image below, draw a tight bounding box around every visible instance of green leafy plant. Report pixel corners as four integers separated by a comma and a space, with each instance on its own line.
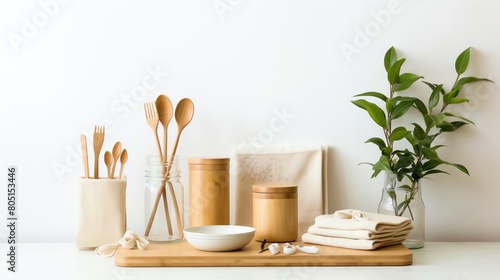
352, 47, 492, 216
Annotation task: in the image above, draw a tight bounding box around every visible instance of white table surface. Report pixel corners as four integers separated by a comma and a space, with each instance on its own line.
1, 242, 499, 280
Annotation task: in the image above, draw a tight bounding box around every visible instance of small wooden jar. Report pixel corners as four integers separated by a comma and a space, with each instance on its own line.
252, 183, 298, 242
188, 157, 230, 227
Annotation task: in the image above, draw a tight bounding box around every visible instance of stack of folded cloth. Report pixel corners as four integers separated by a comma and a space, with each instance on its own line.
302, 209, 413, 250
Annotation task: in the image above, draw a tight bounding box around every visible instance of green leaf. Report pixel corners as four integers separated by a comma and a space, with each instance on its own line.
424, 114, 435, 128
372, 156, 392, 178
391, 100, 415, 119
436, 121, 456, 132
394, 73, 424, 92
444, 112, 475, 125
423, 159, 443, 170
412, 98, 428, 116
421, 147, 440, 160
448, 162, 470, 175
423, 169, 449, 177
455, 47, 471, 75
384, 47, 398, 72
453, 77, 493, 91
412, 123, 425, 140
382, 147, 393, 157
394, 155, 413, 169
352, 100, 387, 128
428, 84, 443, 109
385, 98, 395, 113
449, 88, 460, 99
397, 184, 412, 192
433, 113, 445, 125
388, 59, 406, 85
354, 91, 388, 102
447, 97, 470, 105
390, 127, 411, 142
365, 137, 387, 150
404, 133, 416, 145
431, 144, 446, 150
423, 81, 447, 95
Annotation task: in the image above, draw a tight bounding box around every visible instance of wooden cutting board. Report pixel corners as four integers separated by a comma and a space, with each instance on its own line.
114, 240, 412, 267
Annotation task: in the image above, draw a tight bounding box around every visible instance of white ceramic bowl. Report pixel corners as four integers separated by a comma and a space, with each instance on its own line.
184, 225, 255, 252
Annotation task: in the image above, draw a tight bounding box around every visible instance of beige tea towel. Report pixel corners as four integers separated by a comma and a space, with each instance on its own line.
233, 144, 328, 237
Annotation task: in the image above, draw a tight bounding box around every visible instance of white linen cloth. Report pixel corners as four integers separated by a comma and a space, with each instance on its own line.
301, 232, 407, 250
233, 144, 328, 237
313, 209, 412, 232
307, 223, 413, 240
302, 209, 413, 250
95, 229, 149, 257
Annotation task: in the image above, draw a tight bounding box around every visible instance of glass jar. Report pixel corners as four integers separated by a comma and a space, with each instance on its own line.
378, 171, 425, 249
144, 155, 184, 242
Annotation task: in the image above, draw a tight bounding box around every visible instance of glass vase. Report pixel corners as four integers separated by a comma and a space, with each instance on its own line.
144, 155, 184, 243
377, 171, 425, 249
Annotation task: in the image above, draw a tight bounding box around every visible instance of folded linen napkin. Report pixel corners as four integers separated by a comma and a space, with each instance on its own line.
94, 229, 149, 257
307, 223, 413, 240
314, 209, 411, 233
302, 232, 407, 250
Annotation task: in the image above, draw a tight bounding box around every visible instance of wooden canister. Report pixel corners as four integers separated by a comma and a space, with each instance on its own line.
188, 158, 230, 227
252, 184, 298, 242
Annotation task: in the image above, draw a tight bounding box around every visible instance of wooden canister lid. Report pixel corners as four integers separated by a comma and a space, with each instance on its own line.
188, 157, 230, 165
252, 183, 297, 194
188, 157, 229, 171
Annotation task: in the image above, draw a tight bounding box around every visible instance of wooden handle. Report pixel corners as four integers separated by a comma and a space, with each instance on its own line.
80, 134, 89, 178
167, 180, 183, 238
145, 183, 165, 236
162, 184, 173, 235
93, 151, 99, 179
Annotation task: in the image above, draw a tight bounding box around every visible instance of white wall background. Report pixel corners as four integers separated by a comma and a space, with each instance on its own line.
1, 0, 499, 243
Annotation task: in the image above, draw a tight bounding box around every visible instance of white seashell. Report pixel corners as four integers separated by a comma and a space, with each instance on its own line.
296, 245, 319, 254
268, 243, 280, 255
282, 243, 296, 255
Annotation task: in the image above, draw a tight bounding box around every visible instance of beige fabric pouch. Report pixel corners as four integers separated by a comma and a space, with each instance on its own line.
75, 178, 127, 249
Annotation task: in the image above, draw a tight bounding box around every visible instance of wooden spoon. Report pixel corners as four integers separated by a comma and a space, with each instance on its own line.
155, 95, 175, 235
170, 98, 195, 157
155, 95, 174, 158
104, 151, 113, 179
110, 141, 122, 178
168, 98, 194, 237
118, 149, 128, 180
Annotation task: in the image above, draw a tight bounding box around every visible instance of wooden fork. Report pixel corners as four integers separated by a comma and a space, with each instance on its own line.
144, 102, 172, 236
144, 102, 163, 157
93, 125, 105, 179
